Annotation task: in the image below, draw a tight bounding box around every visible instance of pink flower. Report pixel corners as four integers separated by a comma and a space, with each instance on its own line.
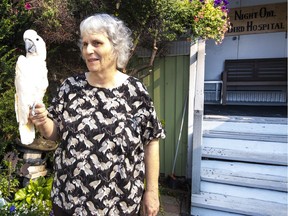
24, 3, 32, 10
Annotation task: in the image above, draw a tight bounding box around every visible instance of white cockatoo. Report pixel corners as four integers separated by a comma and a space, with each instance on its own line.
14, 29, 48, 145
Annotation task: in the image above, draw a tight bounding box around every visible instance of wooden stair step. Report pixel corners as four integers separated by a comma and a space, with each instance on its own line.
203, 118, 287, 137
201, 160, 288, 192
203, 130, 287, 142
202, 137, 288, 165
192, 191, 287, 216
201, 181, 287, 202
192, 206, 246, 216
204, 115, 287, 125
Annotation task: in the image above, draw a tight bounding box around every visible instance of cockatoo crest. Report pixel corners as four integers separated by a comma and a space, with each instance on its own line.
14, 29, 48, 144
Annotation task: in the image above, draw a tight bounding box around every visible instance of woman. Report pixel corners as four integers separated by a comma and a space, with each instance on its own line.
30, 13, 165, 216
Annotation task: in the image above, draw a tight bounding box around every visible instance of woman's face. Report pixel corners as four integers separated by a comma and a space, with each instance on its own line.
81, 32, 117, 74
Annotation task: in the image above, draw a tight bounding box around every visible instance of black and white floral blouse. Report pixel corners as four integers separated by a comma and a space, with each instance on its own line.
48, 73, 165, 216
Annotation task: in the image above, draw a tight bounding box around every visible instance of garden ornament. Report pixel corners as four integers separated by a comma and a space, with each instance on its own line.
14, 29, 48, 145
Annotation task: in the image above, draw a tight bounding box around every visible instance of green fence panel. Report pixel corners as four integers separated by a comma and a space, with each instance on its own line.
143, 55, 189, 177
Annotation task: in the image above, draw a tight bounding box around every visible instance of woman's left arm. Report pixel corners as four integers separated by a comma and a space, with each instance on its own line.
143, 139, 160, 216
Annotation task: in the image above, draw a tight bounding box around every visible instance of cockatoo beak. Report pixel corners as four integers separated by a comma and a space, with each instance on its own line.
25, 39, 36, 53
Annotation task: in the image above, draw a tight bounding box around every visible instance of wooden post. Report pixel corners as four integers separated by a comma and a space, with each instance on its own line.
186, 40, 198, 178
191, 39, 206, 194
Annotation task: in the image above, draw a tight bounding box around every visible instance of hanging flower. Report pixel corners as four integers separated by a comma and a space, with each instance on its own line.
189, 0, 230, 43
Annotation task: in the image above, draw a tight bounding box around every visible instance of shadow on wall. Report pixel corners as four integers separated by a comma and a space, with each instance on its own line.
204, 105, 287, 118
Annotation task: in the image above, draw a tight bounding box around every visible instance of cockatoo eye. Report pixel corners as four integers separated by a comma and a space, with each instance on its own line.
36, 38, 39, 41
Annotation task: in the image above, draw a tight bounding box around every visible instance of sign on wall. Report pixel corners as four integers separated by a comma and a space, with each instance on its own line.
226, 3, 287, 36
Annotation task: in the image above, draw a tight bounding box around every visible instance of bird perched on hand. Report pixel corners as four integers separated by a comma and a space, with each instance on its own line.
14, 29, 48, 145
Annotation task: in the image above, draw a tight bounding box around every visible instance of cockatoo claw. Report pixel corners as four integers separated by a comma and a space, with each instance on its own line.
31, 103, 37, 116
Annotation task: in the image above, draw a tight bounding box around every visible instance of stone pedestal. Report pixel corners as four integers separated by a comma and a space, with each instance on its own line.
16, 137, 57, 186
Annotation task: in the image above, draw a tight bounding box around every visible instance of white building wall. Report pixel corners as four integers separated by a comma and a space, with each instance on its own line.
204, 0, 287, 81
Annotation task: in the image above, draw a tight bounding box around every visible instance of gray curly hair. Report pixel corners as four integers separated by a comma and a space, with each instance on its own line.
79, 13, 133, 69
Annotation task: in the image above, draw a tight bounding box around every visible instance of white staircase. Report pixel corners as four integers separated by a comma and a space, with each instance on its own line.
191, 115, 288, 216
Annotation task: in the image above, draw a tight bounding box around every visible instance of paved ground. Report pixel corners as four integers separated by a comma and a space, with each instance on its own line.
159, 194, 190, 216
158, 177, 191, 216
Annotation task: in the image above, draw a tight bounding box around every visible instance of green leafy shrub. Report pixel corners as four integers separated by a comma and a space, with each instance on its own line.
0, 89, 19, 157
0, 176, 53, 216
0, 152, 20, 199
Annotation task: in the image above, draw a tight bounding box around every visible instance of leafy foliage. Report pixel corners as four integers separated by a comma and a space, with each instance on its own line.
0, 176, 53, 216
0, 88, 19, 156
0, 0, 32, 50
115, 0, 189, 43
114, 0, 192, 75
28, 0, 77, 44
0, 152, 20, 199
0, 0, 32, 91
0, 152, 53, 215
0, 48, 18, 156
